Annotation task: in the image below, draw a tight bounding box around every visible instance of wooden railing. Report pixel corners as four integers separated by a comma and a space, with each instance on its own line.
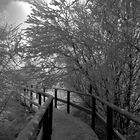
15, 86, 53, 140
54, 88, 140, 140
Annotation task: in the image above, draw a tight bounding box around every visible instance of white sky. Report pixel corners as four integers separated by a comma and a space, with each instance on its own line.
0, 0, 83, 29
0, 0, 51, 29
6, 1, 31, 27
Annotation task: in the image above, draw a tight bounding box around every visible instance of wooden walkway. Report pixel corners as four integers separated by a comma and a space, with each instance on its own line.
52, 109, 99, 140
16, 87, 140, 140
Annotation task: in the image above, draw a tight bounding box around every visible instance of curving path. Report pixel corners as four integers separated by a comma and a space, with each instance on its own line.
52, 109, 99, 140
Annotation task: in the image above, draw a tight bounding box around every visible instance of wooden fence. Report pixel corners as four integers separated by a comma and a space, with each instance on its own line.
54, 88, 140, 140
15, 86, 53, 140
15, 86, 140, 140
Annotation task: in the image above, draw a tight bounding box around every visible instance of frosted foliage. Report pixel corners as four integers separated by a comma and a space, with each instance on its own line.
24, 1, 140, 137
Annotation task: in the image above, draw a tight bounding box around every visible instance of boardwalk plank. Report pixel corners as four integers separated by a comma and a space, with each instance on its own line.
52, 109, 99, 140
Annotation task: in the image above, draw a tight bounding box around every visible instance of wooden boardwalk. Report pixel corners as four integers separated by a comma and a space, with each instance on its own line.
16, 87, 140, 140
52, 109, 99, 140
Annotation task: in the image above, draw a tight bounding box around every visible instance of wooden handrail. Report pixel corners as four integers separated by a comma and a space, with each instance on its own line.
54, 88, 140, 140
53, 87, 92, 97
15, 87, 53, 140
54, 88, 140, 124
92, 94, 140, 124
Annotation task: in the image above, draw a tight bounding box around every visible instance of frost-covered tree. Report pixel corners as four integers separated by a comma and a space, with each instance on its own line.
0, 21, 35, 140
25, 0, 140, 107
86, 0, 140, 135
0, 24, 22, 94
25, 0, 101, 90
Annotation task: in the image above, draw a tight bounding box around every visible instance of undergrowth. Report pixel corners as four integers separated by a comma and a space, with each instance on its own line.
0, 92, 35, 140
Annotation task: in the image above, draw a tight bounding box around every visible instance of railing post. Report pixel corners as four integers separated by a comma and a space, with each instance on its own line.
107, 106, 113, 140
36, 85, 38, 99
30, 85, 33, 108
49, 100, 53, 134
91, 96, 96, 130
67, 91, 70, 114
26, 86, 29, 106
42, 109, 51, 140
55, 89, 57, 108
38, 93, 41, 106
43, 87, 45, 102
24, 88, 26, 103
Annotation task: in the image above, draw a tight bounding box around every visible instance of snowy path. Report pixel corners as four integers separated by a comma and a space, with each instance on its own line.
52, 109, 99, 140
